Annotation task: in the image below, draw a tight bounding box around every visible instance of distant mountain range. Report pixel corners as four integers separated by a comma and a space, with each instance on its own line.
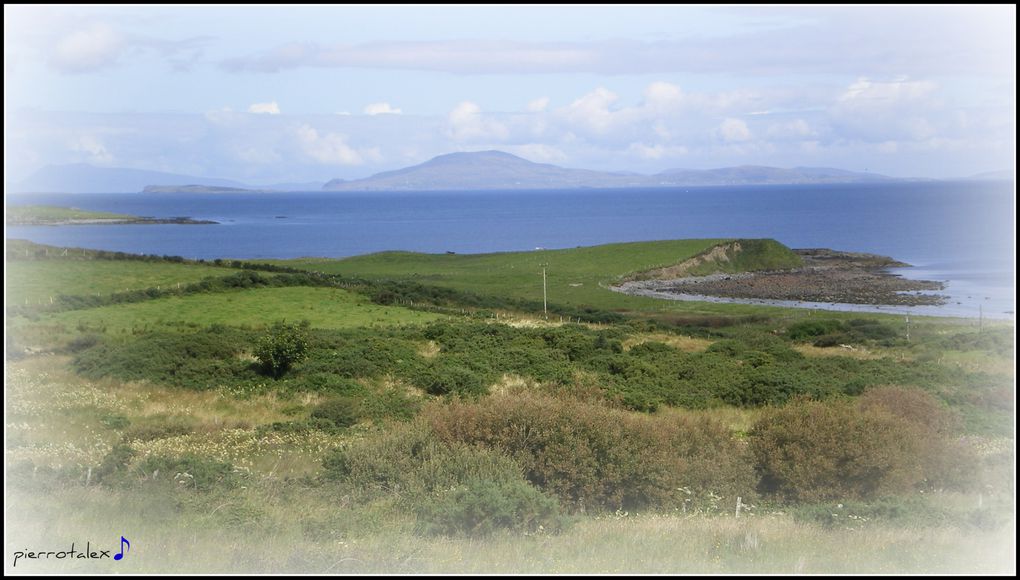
323, 151, 655, 190
321, 151, 909, 190
7, 153, 1012, 194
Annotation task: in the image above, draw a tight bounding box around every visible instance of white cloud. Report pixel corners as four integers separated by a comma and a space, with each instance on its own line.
70, 135, 114, 165
839, 77, 938, 103
559, 87, 622, 135
526, 97, 550, 113
295, 124, 364, 165
219, 11, 1014, 78
49, 23, 125, 73
37, 17, 212, 74
643, 81, 684, 111
248, 101, 281, 115
831, 77, 945, 142
363, 102, 402, 115
446, 101, 509, 142
877, 141, 899, 153
718, 118, 752, 142
628, 142, 689, 160
766, 118, 816, 140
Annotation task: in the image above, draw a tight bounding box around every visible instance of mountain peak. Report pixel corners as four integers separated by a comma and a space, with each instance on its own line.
423, 150, 531, 165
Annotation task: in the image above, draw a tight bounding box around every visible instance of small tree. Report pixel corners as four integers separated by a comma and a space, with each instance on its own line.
254, 322, 309, 378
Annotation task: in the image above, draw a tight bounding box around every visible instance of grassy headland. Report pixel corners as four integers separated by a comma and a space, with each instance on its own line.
6, 204, 216, 225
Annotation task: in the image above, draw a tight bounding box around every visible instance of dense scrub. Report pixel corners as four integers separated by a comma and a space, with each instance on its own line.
422, 391, 757, 512
748, 389, 980, 502
70, 318, 1006, 431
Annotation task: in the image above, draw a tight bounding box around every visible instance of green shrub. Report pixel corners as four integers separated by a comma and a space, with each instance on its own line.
122, 419, 193, 442
358, 386, 422, 422
137, 454, 238, 491
813, 333, 852, 348
254, 322, 309, 378
846, 318, 898, 340
73, 326, 255, 389
416, 478, 569, 537
65, 333, 103, 353
95, 444, 137, 483
706, 339, 744, 358
791, 496, 954, 528
414, 361, 489, 396
99, 413, 131, 430
749, 398, 926, 502
310, 397, 361, 428
322, 422, 524, 502
786, 320, 845, 341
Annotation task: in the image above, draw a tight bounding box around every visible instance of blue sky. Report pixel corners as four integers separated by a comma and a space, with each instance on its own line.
4, 4, 1015, 184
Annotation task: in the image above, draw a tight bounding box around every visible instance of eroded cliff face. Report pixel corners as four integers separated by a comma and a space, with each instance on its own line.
625, 241, 743, 282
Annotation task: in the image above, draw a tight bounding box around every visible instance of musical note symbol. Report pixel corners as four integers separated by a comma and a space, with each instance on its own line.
114, 536, 130, 561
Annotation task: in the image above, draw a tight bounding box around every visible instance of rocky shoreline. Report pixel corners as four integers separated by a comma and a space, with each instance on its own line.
614, 248, 947, 307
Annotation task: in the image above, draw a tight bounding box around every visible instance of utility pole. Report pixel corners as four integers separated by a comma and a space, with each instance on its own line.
541, 263, 548, 318
905, 315, 910, 342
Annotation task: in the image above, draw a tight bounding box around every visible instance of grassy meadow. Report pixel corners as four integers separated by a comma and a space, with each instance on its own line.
266, 238, 802, 315
4, 238, 1015, 574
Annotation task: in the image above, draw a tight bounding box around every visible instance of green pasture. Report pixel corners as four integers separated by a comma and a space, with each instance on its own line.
266, 238, 807, 317
266, 238, 954, 323
23, 286, 445, 334
6, 260, 237, 307
272, 239, 729, 307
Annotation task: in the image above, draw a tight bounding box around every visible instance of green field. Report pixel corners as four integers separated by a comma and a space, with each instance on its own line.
269, 238, 814, 317
4, 238, 1014, 574
6, 260, 237, 306
272, 238, 728, 306
21, 286, 446, 334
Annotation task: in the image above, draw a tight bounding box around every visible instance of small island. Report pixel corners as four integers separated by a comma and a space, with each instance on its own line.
6, 205, 218, 226
142, 184, 262, 194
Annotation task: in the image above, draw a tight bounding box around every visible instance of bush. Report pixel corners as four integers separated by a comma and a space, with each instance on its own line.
749, 398, 926, 502
99, 413, 131, 430
786, 320, 845, 341
414, 360, 489, 397
423, 391, 756, 512
122, 419, 193, 442
65, 333, 103, 353
310, 397, 361, 428
95, 444, 137, 483
358, 386, 422, 423
791, 496, 954, 528
254, 322, 309, 378
73, 326, 255, 390
322, 422, 525, 502
137, 454, 238, 491
416, 478, 569, 537
858, 386, 978, 491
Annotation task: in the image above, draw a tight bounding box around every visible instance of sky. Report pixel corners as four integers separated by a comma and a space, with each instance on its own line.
4, 4, 1016, 185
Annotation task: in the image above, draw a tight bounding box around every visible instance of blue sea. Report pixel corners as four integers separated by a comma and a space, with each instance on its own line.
7, 181, 1015, 320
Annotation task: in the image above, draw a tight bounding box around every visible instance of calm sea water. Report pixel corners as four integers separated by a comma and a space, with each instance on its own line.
7, 181, 1015, 319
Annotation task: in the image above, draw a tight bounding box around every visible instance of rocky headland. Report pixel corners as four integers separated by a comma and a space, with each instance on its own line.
615, 248, 946, 307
